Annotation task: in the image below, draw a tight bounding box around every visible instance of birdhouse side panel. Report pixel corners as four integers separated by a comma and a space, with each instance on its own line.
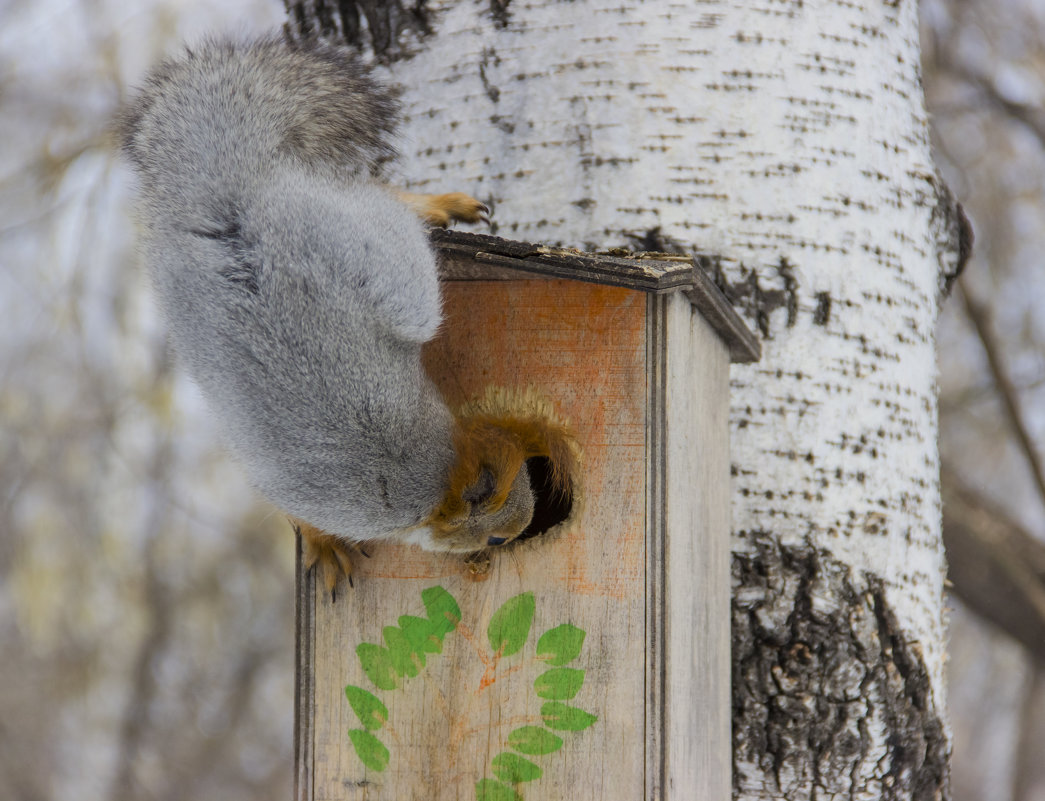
663, 292, 733, 799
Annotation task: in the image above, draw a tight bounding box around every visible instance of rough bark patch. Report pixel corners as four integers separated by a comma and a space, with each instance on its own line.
732, 532, 949, 800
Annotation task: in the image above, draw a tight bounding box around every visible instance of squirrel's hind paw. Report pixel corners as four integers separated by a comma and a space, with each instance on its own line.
396, 190, 490, 227
292, 519, 357, 599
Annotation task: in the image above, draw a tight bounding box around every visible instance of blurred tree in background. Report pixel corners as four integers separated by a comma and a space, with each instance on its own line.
924, 1, 1045, 798
0, 3, 294, 800
2, 0, 1045, 799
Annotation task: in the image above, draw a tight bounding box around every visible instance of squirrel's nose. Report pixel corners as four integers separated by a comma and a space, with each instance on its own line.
486, 536, 507, 546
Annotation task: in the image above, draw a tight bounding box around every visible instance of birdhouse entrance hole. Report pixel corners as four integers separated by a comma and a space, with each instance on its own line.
519, 455, 575, 539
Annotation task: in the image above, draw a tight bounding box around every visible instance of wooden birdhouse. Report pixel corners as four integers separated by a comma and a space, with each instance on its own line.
294, 230, 760, 801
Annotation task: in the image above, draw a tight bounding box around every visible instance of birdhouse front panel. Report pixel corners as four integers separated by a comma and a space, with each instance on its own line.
301, 278, 652, 801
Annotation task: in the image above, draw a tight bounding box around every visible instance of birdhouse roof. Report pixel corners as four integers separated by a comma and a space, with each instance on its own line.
432, 229, 760, 363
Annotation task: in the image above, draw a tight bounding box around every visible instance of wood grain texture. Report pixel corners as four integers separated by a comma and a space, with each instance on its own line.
295, 535, 315, 801
643, 293, 732, 800
296, 278, 735, 800
301, 279, 650, 800
661, 293, 732, 799
431, 229, 761, 364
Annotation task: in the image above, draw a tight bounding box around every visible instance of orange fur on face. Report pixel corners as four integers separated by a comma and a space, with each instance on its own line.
426, 390, 578, 538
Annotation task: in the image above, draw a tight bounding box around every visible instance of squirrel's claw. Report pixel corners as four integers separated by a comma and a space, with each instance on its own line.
395, 190, 491, 227
292, 518, 356, 600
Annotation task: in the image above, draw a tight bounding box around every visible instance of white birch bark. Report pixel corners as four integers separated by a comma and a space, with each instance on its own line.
305, 0, 955, 796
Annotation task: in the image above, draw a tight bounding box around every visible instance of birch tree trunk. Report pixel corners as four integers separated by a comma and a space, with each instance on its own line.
287, 1, 962, 797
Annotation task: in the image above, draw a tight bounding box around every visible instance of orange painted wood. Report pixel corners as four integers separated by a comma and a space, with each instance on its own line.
302, 279, 651, 801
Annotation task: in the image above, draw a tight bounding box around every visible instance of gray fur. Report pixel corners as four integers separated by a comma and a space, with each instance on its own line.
119, 35, 455, 541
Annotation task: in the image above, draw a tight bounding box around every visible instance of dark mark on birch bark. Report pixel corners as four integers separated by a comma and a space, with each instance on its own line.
622, 227, 689, 255
283, 0, 433, 61
710, 257, 799, 338
813, 291, 832, 326
479, 47, 502, 104
489, 0, 511, 29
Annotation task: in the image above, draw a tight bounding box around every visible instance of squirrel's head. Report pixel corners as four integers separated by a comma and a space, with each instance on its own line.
421, 393, 578, 554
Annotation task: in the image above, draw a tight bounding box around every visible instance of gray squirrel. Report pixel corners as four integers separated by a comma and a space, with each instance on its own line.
117, 35, 576, 587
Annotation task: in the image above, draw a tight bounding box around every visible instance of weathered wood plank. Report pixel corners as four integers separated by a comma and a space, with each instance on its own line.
432, 229, 761, 365
295, 536, 315, 801
662, 292, 732, 799
302, 280, 651, 800
643, 293, 732, 800
432, 229, 695, 292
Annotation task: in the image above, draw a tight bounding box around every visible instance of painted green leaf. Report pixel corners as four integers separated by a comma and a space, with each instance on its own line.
348, 729, 389, 771
475, 778, 522, 801
344, 685, 388, 731
536, 623, 586, 666
507, 725, 563, 756
422, 585, 462, 638
399, 614, 442, 654
491, 752, 542, 783
534, 667, 585, 700
541, 701, 598, 731
383, 625, 420, 677
357, 643, 399, 691
487, 591, 535, 657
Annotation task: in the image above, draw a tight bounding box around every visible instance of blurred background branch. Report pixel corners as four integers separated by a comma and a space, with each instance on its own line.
957, 281, 1045, 511
942, 468, 1045, 666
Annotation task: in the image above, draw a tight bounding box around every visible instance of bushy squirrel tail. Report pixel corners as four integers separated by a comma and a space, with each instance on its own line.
116, 35, 399, 201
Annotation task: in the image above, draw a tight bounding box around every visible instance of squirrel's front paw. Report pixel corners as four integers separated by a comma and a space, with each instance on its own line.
292, 518, 359, 599
395, 190, 490, 227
